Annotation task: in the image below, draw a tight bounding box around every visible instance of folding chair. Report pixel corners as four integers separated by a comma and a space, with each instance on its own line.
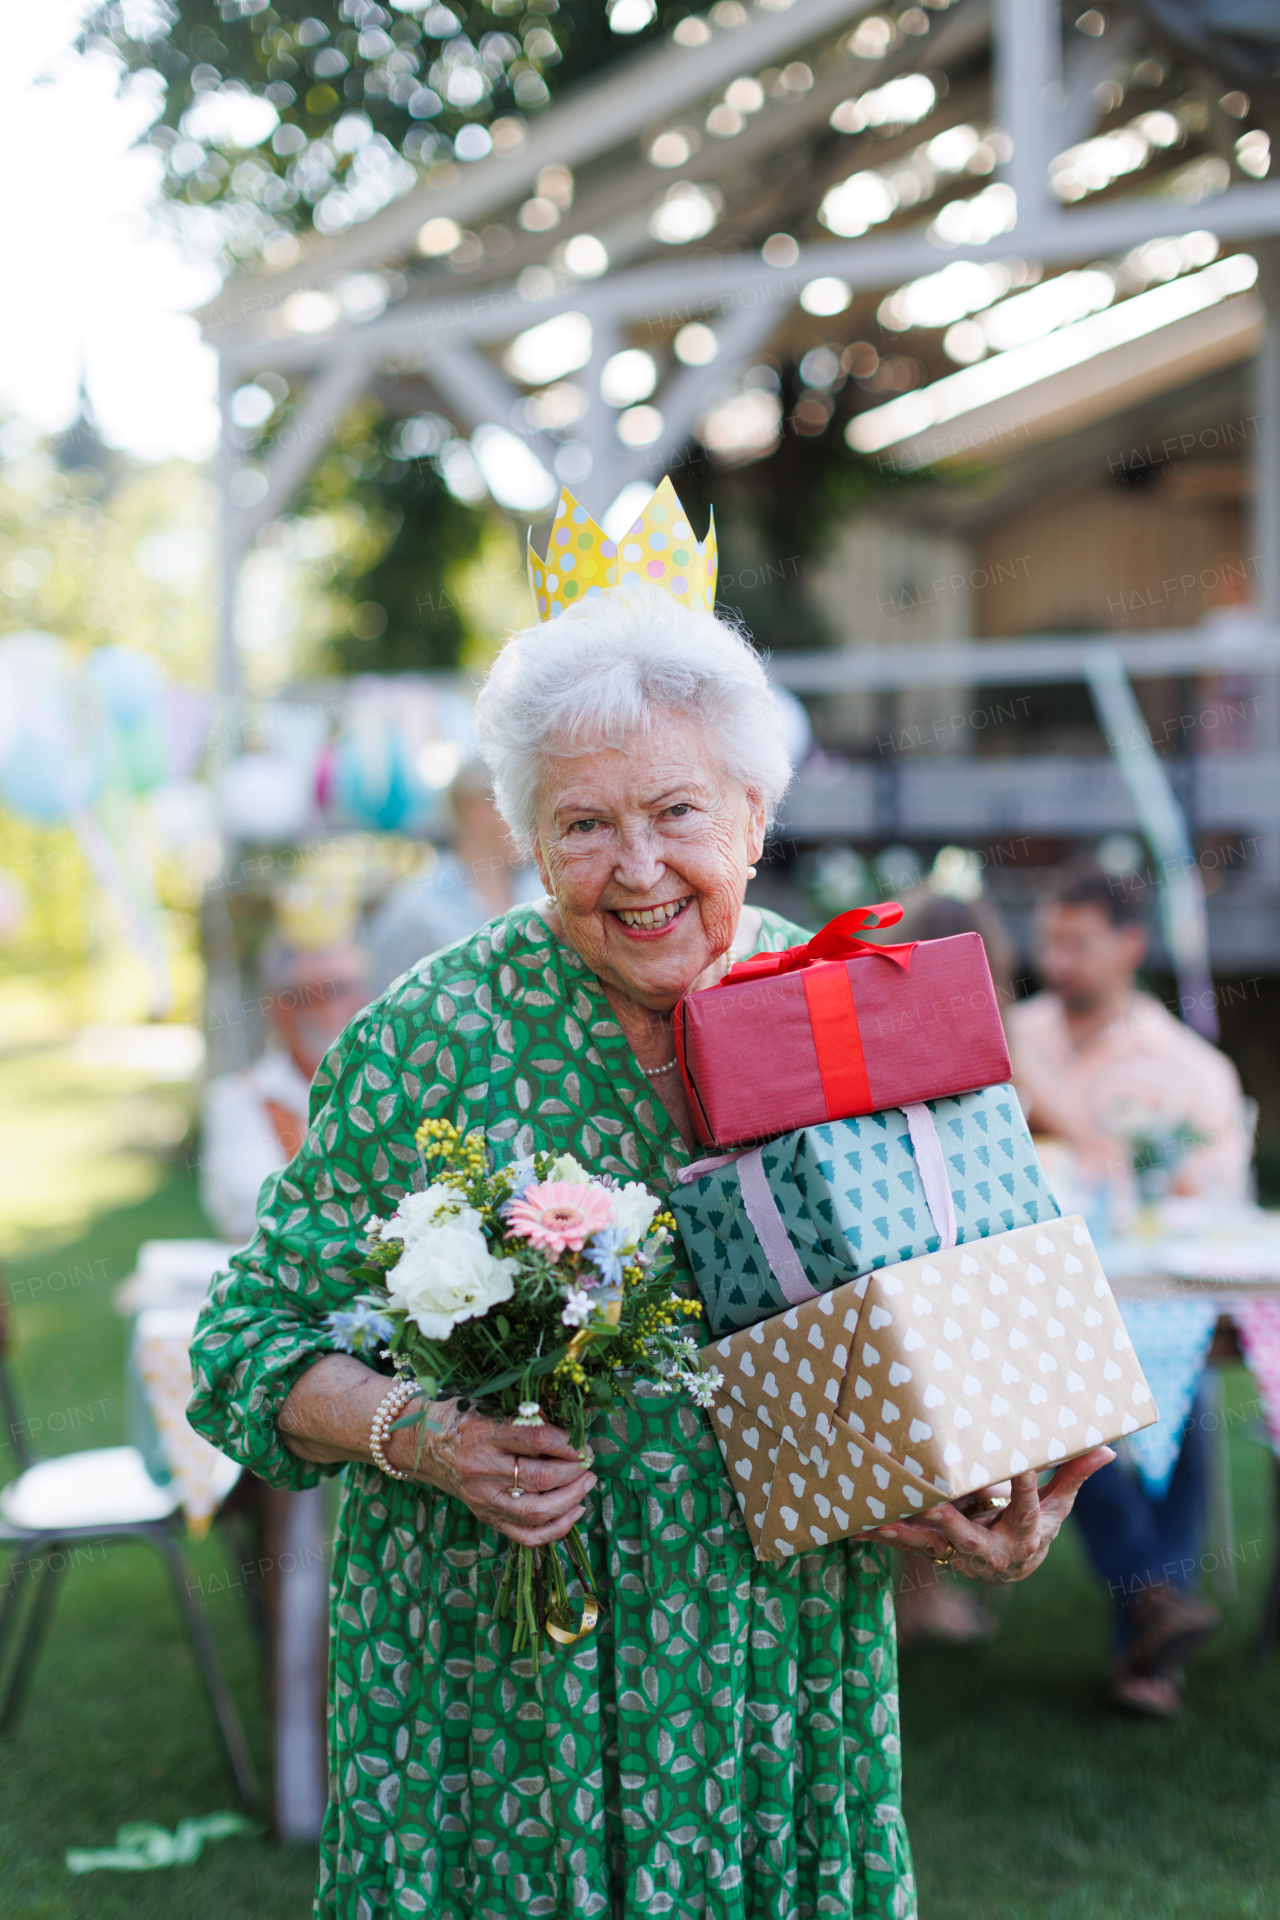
0, 1278, 260, 1811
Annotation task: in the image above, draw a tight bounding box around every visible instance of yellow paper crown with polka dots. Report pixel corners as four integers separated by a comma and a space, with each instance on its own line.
527, 476, 717, 621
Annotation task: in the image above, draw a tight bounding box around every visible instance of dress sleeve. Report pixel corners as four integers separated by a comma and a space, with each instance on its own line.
187, 1007, 420, 1489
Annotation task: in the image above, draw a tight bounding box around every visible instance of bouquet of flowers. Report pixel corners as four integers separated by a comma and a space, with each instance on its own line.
328, 1118, 718, 1665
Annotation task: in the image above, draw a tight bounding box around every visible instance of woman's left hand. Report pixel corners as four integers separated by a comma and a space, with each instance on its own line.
864, 1445, 1114, 1584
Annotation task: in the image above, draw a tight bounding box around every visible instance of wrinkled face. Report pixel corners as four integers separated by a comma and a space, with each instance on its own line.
1034, 903, 1146, 1014
532, 709, 766, 1011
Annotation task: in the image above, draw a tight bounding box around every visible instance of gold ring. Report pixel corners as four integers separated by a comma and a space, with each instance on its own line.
509, 1458, 522, 1500
932, 1543, 957, 1566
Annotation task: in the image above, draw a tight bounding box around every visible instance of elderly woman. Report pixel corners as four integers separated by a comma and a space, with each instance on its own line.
189, 579, 1108, 1920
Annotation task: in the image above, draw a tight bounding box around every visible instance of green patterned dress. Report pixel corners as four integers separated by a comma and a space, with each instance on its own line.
188, 906, 916, 1920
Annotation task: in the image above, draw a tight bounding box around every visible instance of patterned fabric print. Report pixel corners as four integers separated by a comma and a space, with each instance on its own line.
187, 907, 916, 1920
675, 1087, 1060, 1338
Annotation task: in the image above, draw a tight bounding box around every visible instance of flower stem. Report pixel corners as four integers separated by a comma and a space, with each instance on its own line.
495, 1527, 597, 1671
567, 1525, 598, 1613
495, 1539, 518, 1622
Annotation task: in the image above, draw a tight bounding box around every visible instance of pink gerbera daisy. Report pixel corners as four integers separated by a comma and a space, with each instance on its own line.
505, 1181, 614, 1254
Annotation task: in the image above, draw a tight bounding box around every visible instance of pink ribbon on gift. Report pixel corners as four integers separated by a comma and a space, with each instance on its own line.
677, 1144, 816, 1304
676, 1103, 958, 1307
901, 1102, 958, 1250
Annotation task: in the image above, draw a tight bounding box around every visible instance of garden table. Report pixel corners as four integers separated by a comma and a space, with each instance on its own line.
118, 1242, 328, 1841
1098, 1206, 1280, 1650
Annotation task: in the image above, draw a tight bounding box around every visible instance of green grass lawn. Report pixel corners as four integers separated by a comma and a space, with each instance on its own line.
2, 1164, 1278, 1917
902, 1361, 1280, 1920
0, 1168, 318, 1920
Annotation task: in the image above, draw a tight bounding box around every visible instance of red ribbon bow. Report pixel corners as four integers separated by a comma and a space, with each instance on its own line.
719, 901, 917, 985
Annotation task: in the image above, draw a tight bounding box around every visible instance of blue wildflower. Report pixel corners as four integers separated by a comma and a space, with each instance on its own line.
586, 1224, 629, 1288
326, 1304, 395, 1356
498, 1156, 539, 1215
511, 1156, 540, 1194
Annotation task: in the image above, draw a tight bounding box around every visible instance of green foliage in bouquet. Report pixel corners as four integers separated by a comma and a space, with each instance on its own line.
328, 1117, 716, 1665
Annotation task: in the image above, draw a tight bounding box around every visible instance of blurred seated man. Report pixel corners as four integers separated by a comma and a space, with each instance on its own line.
200, 938, 370, 1245
1010, 873, 1248, 1200
366, 756, 541, 994
1008, 871, 1250, 1717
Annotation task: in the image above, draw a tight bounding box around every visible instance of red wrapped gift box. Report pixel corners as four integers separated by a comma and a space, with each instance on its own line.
675, 905, 1011, 1147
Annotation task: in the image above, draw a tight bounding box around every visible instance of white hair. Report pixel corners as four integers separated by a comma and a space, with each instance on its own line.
473, 584, 793, 857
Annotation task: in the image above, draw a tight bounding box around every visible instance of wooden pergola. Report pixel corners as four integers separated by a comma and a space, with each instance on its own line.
201, 0, 1280, 996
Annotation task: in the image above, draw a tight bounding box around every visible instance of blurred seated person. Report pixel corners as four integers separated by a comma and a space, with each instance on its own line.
1008, 870, 1250, 1717
366, 756, 541, 994
1009, 872, 1249, 1201
890, 884, 1015, 1649
201, 936, 370, 1245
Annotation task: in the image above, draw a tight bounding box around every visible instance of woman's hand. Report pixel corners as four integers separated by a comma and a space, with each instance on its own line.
864, 1446, 1114, 1585
392, 1402, 596, 1549
278, 1354, 596, 1547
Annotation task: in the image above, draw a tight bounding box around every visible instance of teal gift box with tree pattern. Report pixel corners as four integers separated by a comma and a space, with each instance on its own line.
672, 1082, 1060, 1340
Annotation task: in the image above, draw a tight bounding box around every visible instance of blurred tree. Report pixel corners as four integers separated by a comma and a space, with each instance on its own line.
675, 419, 932, 654
0, 430, 219, 1008
291, 398, 488, 674
80, 2, 912, 671
81, 1, 650, 274
0, 428, 216, 685
81, 0, 664, 673
0, 812, 97, 1000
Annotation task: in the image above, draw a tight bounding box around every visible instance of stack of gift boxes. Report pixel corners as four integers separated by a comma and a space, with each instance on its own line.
670, 907, 1157, 1564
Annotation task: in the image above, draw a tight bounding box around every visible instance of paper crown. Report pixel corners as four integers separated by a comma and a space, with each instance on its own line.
527, 476, 717, 622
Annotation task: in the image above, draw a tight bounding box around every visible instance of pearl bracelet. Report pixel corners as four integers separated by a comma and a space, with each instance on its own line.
370, 1377, 420, 1481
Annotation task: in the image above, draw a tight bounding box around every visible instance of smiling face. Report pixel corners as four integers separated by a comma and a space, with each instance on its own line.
531, 708, 766, 1012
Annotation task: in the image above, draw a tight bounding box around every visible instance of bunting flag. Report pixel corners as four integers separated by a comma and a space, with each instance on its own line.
1118, 1298, 1219, 1498
1231, 1300, 1280, 1456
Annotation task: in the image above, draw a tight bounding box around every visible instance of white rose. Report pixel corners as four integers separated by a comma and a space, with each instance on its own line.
380, 1184, 479, 1247
385, 1219, 517, 1341
609, 1182, 660, 1249
546, 1153, 591, 1186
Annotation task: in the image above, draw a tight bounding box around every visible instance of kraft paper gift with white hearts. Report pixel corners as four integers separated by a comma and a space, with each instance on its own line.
696, 1214, 1157, 1564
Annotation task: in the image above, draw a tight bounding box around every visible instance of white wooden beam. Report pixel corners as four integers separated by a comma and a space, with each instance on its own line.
200, 0, 874, 342
868, 290, 1261, 470
239, 356, 372, 542
222, 175, 1280, 392
1250, 241, 1280, 880
767, 629, 1280, 692
216, 354, 372, 704
421, 338, 558, 476
612, 298, 792, 501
